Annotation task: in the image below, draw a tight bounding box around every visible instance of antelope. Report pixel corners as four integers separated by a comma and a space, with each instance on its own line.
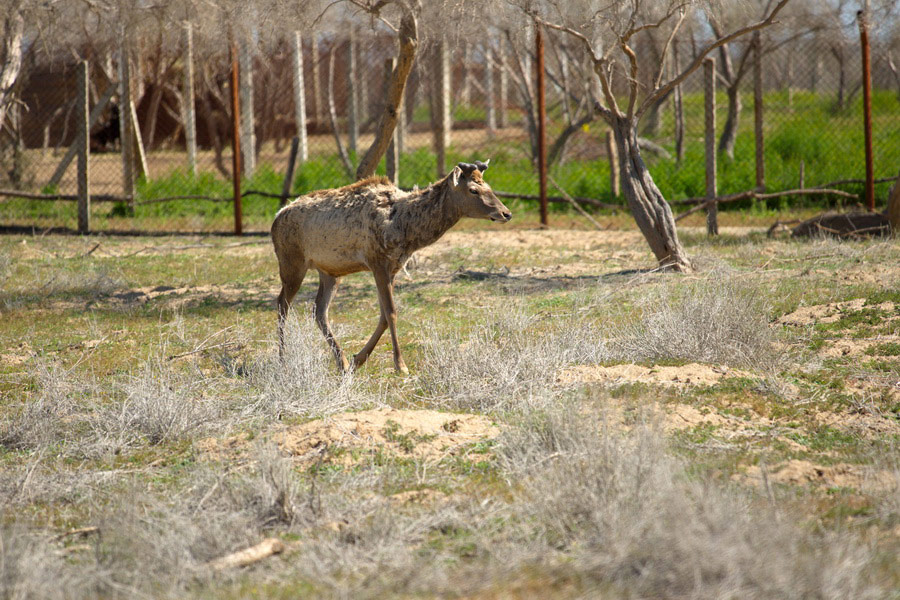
271, 160, 511, 373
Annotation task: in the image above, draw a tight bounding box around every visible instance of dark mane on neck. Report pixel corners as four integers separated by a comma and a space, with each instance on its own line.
308, 176, 392, 197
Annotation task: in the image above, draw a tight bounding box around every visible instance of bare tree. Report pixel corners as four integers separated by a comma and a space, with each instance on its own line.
517, 0, 790, 272
351, 0, 422, 180
0, 1, 25, 135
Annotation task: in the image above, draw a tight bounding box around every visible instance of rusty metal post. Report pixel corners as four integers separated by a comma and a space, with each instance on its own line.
858, 10, 875, 212
753, 31, 765, 192
230, 40, 243, 236
535, 21, 548, 227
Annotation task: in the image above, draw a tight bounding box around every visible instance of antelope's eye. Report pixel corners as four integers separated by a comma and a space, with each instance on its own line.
469, 188, 479, 195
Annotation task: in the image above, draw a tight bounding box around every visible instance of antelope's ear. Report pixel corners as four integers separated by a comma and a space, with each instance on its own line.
450, 165, 462, 187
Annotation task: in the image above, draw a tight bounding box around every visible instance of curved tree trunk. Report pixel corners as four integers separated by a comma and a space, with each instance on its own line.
612, 115, 692, 272
718, 85, 741, 159
0, 6, 25, 132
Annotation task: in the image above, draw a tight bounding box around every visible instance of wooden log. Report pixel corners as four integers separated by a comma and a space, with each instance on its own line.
208, 538, 285, 571
791, 212, 890, 238
675, 188, 858, 221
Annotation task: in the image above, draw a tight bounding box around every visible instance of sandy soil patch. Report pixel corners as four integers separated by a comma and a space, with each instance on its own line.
738, 459, 895, 492
558, 363, 751, 387
776, 299, 896, 327
816, 409, 900, 436
199, 408, 499, 467
108, 284, 272, 307
819, 337, 900, 358
437, 229, 643, 251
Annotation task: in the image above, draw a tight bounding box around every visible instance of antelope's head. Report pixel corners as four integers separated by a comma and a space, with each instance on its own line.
449, 160, 512, 223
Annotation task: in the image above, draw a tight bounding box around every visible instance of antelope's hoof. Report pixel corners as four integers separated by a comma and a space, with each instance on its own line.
396, 362, 409, 375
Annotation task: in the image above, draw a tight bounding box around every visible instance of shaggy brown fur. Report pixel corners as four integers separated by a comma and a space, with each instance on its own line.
272, 161, 511, 373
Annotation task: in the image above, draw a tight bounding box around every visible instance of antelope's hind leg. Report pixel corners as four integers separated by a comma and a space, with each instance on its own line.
314, 271, 350, 372
277, 264, 307, 358
373, 266, 408, 374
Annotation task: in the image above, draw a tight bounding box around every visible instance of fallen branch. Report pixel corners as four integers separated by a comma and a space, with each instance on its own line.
54, 526, 99, 541
548, 175, 605, 230
0, 189, 281, 205
208, 538, 285, 571
493, 190, 620, 211
675, 188, 858, 221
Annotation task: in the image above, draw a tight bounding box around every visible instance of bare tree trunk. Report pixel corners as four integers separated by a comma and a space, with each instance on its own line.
356, 10, 417, 180
0, 7, 25, 133
612, 116, 691, 272
718, 84, 741, 159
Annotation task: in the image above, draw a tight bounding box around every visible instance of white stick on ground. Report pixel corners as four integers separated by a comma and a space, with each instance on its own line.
208, 538, 285, 571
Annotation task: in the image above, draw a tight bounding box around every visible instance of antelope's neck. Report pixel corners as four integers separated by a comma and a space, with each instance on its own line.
389, 181, 460, 253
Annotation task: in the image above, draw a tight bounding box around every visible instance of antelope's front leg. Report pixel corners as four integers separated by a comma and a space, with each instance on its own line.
373, 267, 408, 374
353, 313, 387, 370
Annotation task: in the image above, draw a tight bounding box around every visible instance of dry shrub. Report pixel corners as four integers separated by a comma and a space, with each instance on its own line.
246, 311, 370, 420
498, 406, 884, 599
111, 355, 220, 446
608, 276, 775, 368
417, 302, 606, 412
0, 525, 102, 600
0, 360, 83, 451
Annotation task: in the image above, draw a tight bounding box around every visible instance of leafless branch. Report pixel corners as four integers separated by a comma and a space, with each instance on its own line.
638, 0, 791, 120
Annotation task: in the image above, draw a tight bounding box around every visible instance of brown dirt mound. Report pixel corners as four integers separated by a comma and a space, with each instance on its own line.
198, 408, 499, 467
776, 299, 896, 327
739, 459, 895, 491
558, 363, 751, 387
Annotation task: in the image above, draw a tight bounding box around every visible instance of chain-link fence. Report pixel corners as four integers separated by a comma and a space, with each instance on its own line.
1, 16, 898, 233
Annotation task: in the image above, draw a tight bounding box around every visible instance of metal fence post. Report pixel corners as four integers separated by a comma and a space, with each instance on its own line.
120, 38, 135, 212
347, 29, 359, 156
858, 9, 875, 211
183, 22, 197, 176
293, 31, 309, 163
704, 56, 718, 236
535, 21, 548, 227
485, 44, 496, 133
384, 58, 399, 185
76, 60, 90, 233
753, 31, 765, 192
239, 37, 256, 175
230, 40, 243, 236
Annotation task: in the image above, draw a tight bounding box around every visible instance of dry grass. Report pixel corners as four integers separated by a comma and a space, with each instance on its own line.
0, 230, 897, 598
498, 407, 887, 599
606, 274, 777, 368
